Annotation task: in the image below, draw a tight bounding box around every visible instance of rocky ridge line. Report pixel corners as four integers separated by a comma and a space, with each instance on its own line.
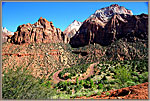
8, 17, 66, 44
64, 20, 82, 38
70, 4, 148, 47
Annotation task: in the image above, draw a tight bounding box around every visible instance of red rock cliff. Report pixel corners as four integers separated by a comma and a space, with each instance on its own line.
69, 4, 148, 47
10, 17, 65, 44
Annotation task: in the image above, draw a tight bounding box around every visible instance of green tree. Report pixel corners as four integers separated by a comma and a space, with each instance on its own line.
2, 67, 56, 99
76, 77, 79, 85
90, 79, 94, 88
98, 84, 103, 89
68, 81, 71, 86
80, 80, 84, 86
114, 66, 131, 85
64, 81, 68, 90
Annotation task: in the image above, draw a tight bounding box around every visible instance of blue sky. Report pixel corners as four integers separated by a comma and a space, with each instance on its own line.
2, 2, 148, 32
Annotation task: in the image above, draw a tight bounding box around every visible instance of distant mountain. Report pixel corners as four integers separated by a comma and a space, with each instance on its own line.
2, 27, 14, 43
70, 4, 148, 47
64, 20, 82, 39
8, 17, 66, 44
89, 4, 133, 23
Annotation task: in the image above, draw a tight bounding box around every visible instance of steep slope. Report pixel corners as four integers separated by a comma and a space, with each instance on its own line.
89, 4, 133, 23
2, 27, 14, 43
9, 17, 65, 44
69, 4, 148, 47
2, 42, 80, 79
64, 20, 83, 38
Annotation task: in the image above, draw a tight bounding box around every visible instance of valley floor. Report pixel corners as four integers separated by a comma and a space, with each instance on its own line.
2, 42, 148, 99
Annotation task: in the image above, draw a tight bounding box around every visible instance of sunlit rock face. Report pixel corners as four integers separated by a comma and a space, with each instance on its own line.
63, 20, 83, 43
9, 17, 65, 44
89, 4, 133, 23
64, 20, 83, 38
70, 4, 148, 48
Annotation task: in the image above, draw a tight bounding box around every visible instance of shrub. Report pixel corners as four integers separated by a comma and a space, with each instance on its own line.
2, 67, 56, 99
80, 80, 84, 85
58, 64, 90, 79
106, 84, 112, 91
109, 80, 115, 84
103, 80, 109, 84
74, 86, 80, 92
98, 84, 103, 89
139, 72, 148, 83
131, 71, 139, 76
97, 92, 101, 96
63, 81, 68, 90
90, 79, 94, 88
41, 81, 51, 88
132, 76, 139, 82
68, 81, 71, 86
57, 81, 64, 89
126, 81, 136, 86
106, 92, 110, 96
114, 66, 131, 84
84, 81, 90, 88
76, 77, 79, 85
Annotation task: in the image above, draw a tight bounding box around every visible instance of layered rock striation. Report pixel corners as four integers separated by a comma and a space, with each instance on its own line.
69, 4, 148, 47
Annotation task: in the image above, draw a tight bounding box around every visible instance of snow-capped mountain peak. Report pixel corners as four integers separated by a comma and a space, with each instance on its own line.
89, 4, 133, 23
64, 20, 83, 38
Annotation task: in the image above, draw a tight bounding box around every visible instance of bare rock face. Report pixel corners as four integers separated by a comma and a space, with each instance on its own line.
63, 20, 82, 43
70, 4, 148, 47
10, 17, 65, 44
2, 27, 14, 43
89, 4, 133, 23
64, 20, 83, 38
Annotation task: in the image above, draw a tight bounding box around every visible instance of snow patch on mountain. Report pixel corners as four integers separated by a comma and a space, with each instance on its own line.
64, 20, 83, 38
89, 4, 133, 23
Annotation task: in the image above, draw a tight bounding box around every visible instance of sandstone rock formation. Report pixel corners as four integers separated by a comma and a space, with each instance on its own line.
69, 4, 148, 47
2, 27, 14, 43
9, 17, 65, 44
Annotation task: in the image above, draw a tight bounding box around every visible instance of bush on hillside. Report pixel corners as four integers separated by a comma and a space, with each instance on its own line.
2, 67, 56, 99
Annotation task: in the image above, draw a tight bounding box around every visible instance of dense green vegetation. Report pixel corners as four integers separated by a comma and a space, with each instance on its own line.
2, 38, 148, 99
2, 67, 56, 99
53, 59, 148, 98
58, 64, 90, 79
2, 59, 148, 99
